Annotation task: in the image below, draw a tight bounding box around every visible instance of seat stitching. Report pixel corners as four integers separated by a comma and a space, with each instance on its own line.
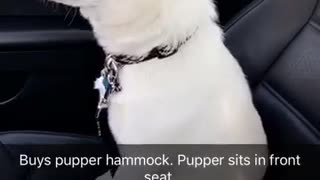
309, 21, 320, 32
261, 82, 320, 139
255, 0, 320, 88
224, 0, 265, 32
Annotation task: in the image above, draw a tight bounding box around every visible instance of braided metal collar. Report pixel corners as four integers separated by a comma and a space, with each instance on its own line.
109, 33, 194, 65
97, 29, 198, 112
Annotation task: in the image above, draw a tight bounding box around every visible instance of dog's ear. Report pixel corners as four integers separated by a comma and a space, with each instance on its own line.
48, 0, 100, 7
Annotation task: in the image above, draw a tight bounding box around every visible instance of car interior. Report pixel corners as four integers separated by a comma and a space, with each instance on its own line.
0, 0, 319, 179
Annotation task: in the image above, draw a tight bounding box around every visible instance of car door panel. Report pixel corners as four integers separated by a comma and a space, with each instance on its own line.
0, 0, 104, 135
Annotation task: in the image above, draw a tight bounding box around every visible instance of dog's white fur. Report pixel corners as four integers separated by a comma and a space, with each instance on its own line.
49, 0, 267, 144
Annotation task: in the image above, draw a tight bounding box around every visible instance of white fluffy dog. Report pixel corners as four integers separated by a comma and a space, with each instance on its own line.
48, 0, 268, 179
48, 0, 267, 144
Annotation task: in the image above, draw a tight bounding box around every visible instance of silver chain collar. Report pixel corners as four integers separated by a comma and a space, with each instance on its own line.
95, 29, 198, 136
96, 28, 198, 116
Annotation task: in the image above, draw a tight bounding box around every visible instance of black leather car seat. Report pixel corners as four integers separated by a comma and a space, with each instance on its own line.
225, 0, 320, 145
0, 131, 114, 180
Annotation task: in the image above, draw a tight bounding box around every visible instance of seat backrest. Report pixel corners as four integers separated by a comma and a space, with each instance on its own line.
225, 0, 320, 144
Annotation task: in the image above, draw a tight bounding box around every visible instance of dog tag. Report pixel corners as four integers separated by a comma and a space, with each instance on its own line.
95, 55, 123, 136
95, 72, 112, 136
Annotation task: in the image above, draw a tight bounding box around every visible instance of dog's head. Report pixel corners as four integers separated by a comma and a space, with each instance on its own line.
48, 0, 162, 27
47, 0, 99, 7
48, 0, 217, 55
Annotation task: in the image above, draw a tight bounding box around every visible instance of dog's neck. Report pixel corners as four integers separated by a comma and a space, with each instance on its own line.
80, 0, 220, 58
